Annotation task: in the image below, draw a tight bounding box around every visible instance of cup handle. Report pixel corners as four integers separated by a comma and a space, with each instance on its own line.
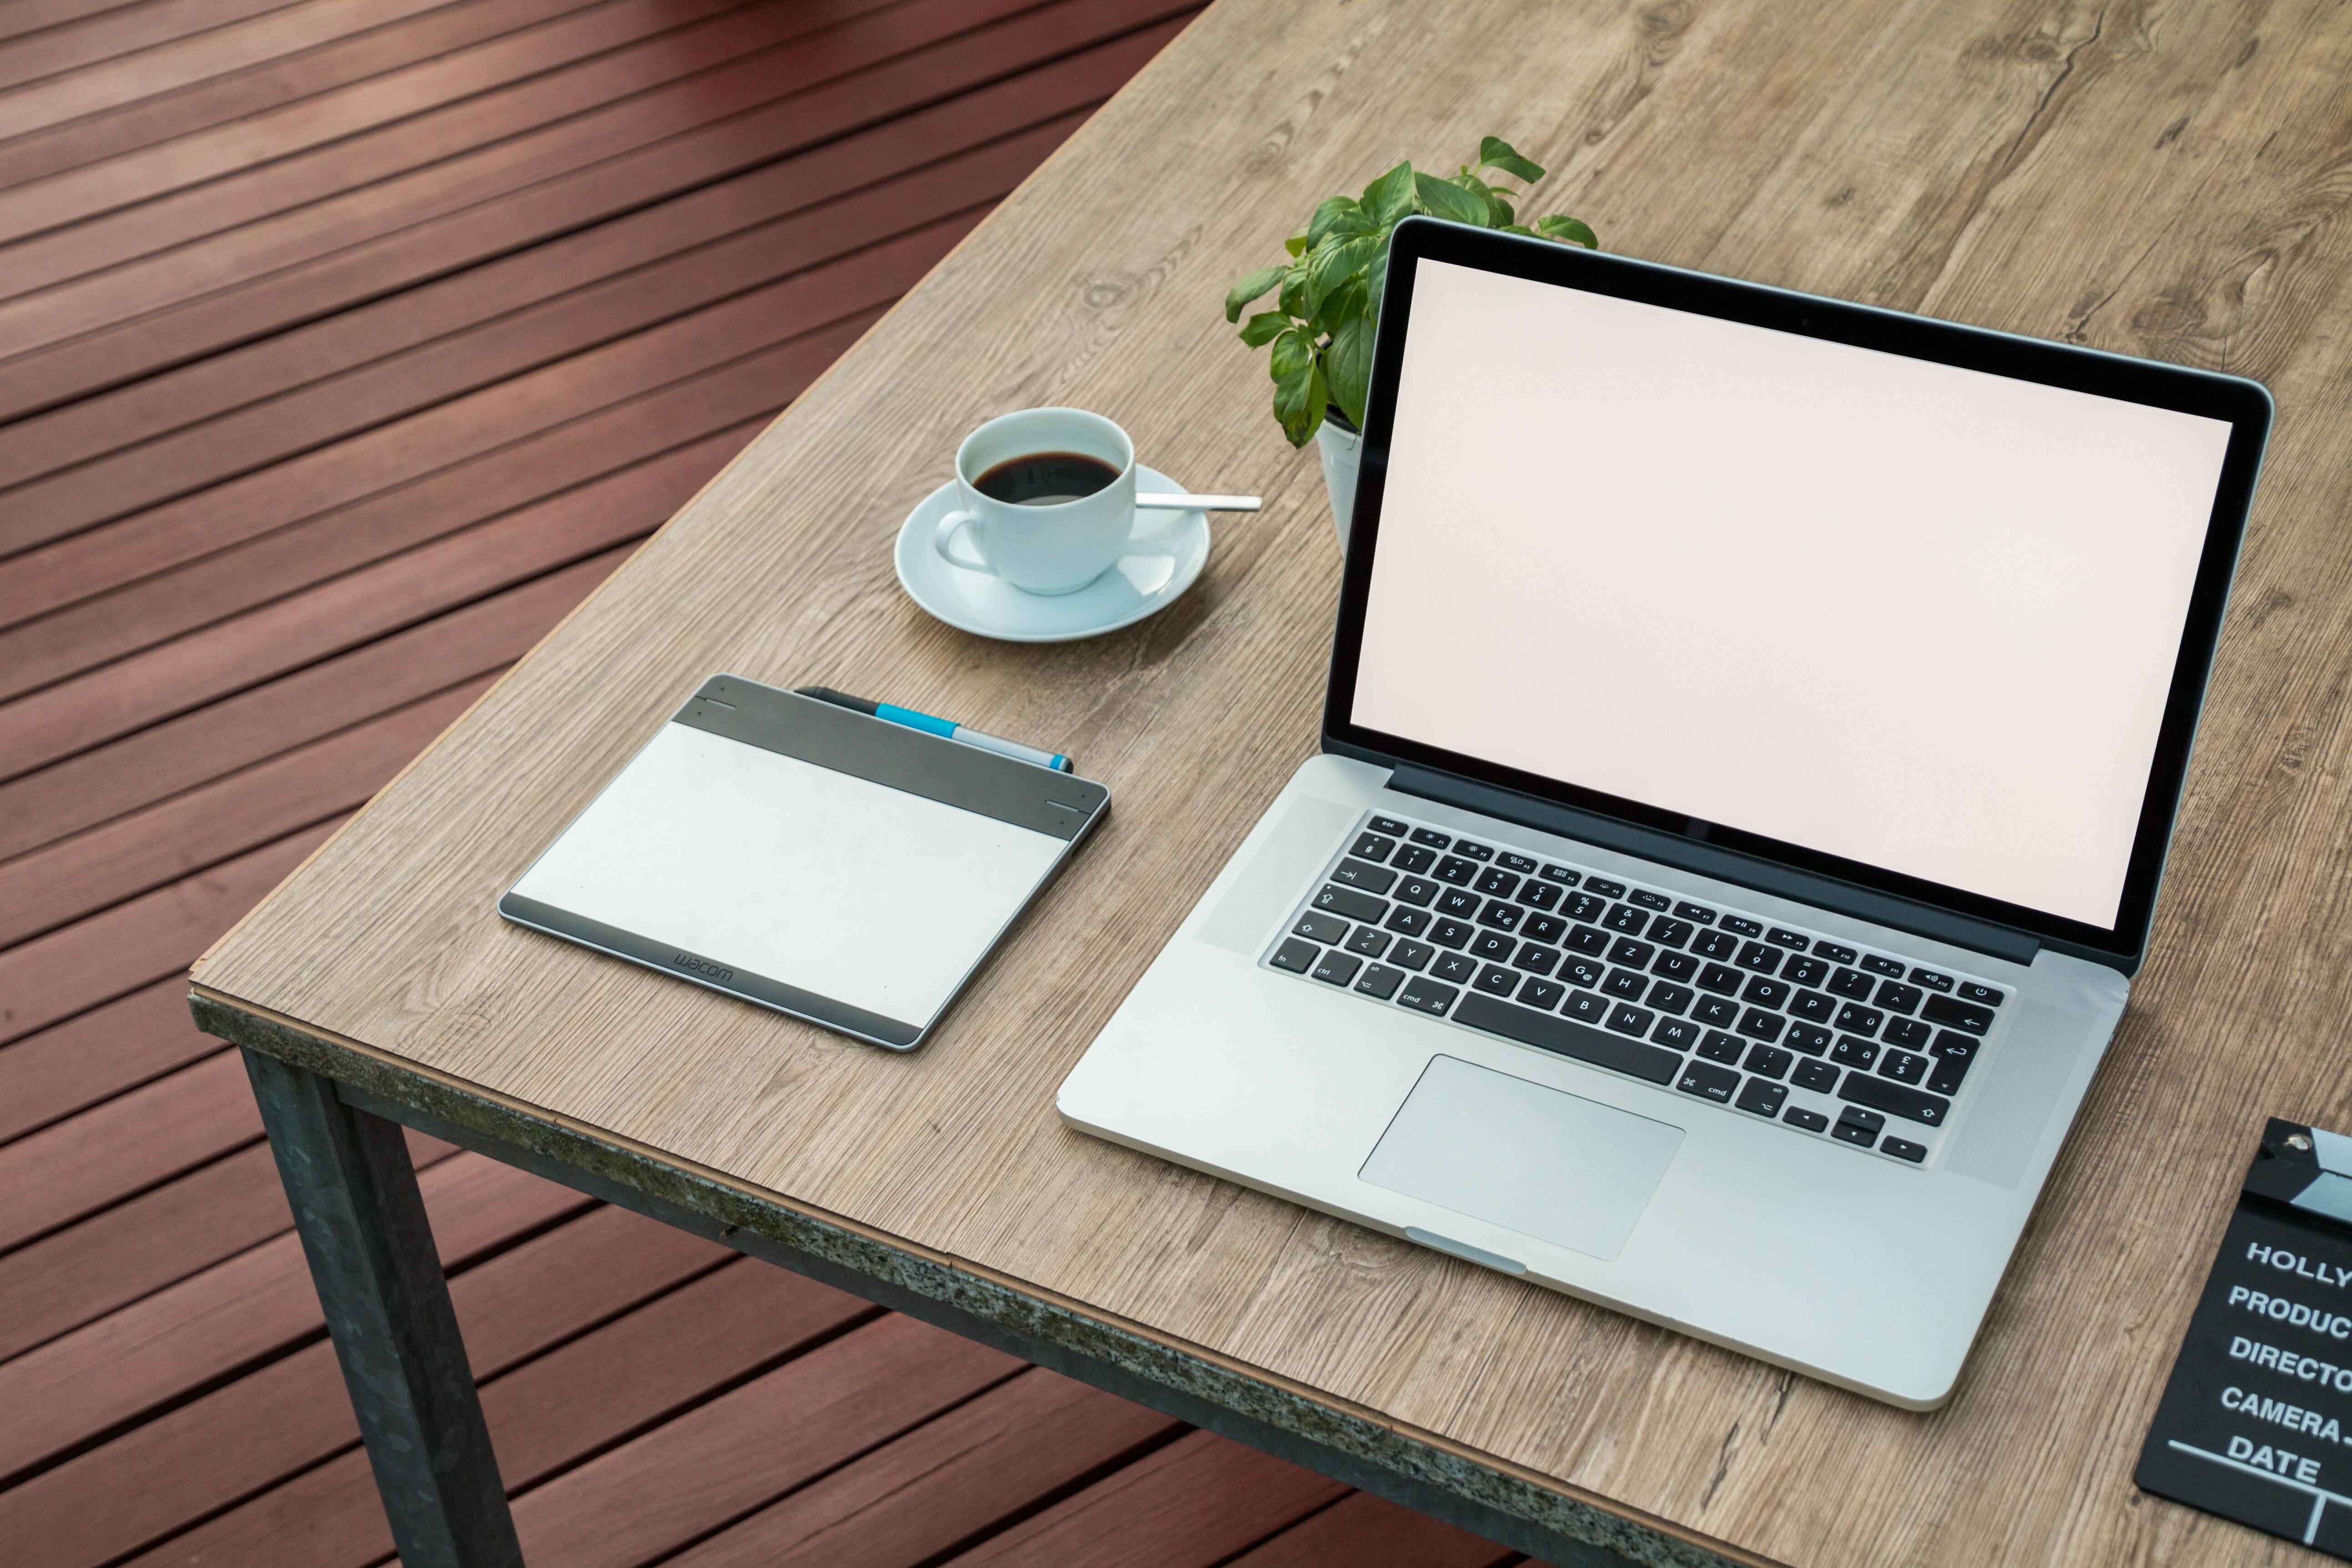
934, 510, 990, 573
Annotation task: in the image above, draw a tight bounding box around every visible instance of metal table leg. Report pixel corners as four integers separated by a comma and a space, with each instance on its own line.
243, 1047, 524, 1568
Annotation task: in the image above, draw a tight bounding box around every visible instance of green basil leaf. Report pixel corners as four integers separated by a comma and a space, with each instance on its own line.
1479, 135, 1546, 183
1237, 310, 1291, 348
1361, 160, 1416, 225
1268, 326, 1315, 385
1488, 192, 1516, 226
1303, 233, 1381, 317
1414, 171, 1490, 226
1324, 311, 1374, 431
1500, 223, 1535, 236
1285, 228, 1309, 258
1536, 214, 1600, 249
1277, 259, 1309, 319
1222, 265, 1288, 323
1361, 245, 1390, 320
1309, 274, 1366, 339
1273, 354, 1328, 447
1307, 195, 1375, 250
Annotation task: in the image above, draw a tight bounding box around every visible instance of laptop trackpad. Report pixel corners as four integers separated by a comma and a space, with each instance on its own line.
1360, 1055, 1684, 1263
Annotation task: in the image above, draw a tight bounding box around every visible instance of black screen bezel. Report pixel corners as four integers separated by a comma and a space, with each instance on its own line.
1322, 218, 2272, 971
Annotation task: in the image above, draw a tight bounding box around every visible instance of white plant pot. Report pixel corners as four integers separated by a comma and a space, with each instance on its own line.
1314, 416, 1362, 553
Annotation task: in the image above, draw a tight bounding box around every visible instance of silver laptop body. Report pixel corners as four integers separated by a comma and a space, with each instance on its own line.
1061, 221, 2271, 1408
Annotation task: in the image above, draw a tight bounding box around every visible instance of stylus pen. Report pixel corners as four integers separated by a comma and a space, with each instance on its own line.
796, 686, 1073, 772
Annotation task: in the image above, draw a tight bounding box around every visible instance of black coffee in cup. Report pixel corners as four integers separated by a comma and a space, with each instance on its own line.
974, 451, 1120, 507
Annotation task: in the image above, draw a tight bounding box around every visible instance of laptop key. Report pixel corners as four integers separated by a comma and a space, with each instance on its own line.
1832, 1106, 1883, 1147
1438, 888, 1480, 917
1958, 981, 2006, 1006
1630, 889, 1672, 910
1314, 884, 1387, 922
1833, 1003, 1882, 1036
1765, 927, 1809, 949
1881, 1136, 1927, 1164
1604, 904, 1649, 934
1355, 964, 1405, 1000
1522, 912, 1569, 943
1350, 832, 1398, 862
1926, 1052, 1972, 1095
1736, 1077, 1789, 1117
1744, 1044, 1793, 1080
1874, 980, 1923, 1015
1474, 964, 1518, 996
1840, 1072, 1950, 1126
1921, 995, 1996, 1034
1345, 927, 1391, 959
1454, 841, 1495, 862
1563, 989, 1607, 1024
1880, 1050, 1928, 1085
1783, 956, 1829, 988
1698, 1030, 1745, 1065
1385, 906, 1432, 937
1692, 929, 1739, 960
1393, 845, 1437, 875
1785, 1023, 1833, 1055
1471, 930, 1515, 960
1860, 954, 1907, 978
1294, 913, 1349, 944
1602, 968, 1648, 999
1435, 856, 1480, 885
1646, 917, 1694, 949
1398, 977, 1459, 1015
1499, 852, 1539, 873
1513, 943, 1561, 975
1647, 981, 1694, 1015
1789, 989, 1835, 1022
1694, 995, 1739, 1027
1563, 957, 1606, 989
1608, 936, 1656, 968
1813, 941, 1858, 964
1390, 939, 1435, 972
1584, 876, 1627, 898
1312, 951, 1361, 986
1653, 1017, 1700, 1050
1516, 880, 1562, 911
1566, 893, 1608, 922
1735, 1008, 1785, 1043
1674, 901, 1717, 924
1452, 993, 1680, 1084
1518, 976, 1566, 1010
1721, 916, 1763, 937
1540, 863, 1580, 885
1271, 938, 1320, 974
1740, 975, 1790, 1009
1434, 952, 1478, 984
1395, 875, 1440, 907
1883, 1016, 1931, 1050
1793, 1059, 1840, 1093
1784, 1105, 1830, 1133
1408, 827, 1452, 849
1564, 924, 1610, 956
1930, 1030, 1979, 1063
1476, 900, 1523, 932
1652, 950, 1700, 982
1734, 941, 1782, 974
1369, 815, 1410, 837
1831, 1036, 1878, 1070
1909, 967, 1955, 993
1331, 858, 1397, 894
1606, 1002, 1656, 1037
1677, 1061, 1739, 1103
1475, 867, 1521, 898
1826, 967, 1875, 999
1695, 962, 1743, 996
1430, 918, 1474, 950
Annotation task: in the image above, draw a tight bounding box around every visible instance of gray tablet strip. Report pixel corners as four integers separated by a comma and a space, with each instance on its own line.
499, 675, 1108, 1050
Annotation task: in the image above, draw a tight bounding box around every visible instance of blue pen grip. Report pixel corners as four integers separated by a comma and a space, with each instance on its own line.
876, 702, 957, 737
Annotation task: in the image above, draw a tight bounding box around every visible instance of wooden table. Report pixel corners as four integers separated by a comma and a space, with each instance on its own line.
189, 0, 2352, 1562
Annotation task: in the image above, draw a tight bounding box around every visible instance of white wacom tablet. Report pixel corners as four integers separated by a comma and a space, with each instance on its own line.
500, 675, 1109, 1049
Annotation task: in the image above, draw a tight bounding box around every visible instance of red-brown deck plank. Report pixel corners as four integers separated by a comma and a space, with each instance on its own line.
0, 4, 1523, 1563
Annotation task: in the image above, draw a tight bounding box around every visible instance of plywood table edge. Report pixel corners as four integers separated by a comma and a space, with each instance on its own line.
187, 980, 1773, 1568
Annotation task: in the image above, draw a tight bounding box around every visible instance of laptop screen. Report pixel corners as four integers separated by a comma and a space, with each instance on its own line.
1350, 257, 2238, 932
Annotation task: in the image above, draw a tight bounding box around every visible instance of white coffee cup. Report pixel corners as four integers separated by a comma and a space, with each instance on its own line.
935, 408, 1137, 595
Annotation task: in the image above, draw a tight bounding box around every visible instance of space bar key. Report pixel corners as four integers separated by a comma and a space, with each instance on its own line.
1453, 994, 1681, 1086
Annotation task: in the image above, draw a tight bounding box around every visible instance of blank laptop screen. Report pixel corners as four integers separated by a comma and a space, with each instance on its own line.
1352, 259, 2235, 930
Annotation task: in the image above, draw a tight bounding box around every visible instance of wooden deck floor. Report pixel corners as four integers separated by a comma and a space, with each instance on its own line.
0, 0, 1548, 1562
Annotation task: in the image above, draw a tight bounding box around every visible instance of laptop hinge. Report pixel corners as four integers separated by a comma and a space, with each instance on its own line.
1385, 764, 2042, 968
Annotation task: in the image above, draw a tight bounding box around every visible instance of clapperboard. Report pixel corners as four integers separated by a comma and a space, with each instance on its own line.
2137, 1118, 2352, 1555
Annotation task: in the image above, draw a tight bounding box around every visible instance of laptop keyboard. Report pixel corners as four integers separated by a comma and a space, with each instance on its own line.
1263, 812, 2011, 1165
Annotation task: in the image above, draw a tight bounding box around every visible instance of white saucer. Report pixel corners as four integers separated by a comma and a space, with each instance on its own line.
894, 465, 1210, 643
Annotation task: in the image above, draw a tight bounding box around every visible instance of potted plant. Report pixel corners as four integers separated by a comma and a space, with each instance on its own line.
1223, 137, 1597, 548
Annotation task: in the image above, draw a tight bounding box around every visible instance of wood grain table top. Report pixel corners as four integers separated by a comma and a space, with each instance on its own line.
191, 0, 2352, 1561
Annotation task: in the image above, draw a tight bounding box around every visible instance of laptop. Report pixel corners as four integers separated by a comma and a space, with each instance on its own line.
1057, 217, 2273, 1409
